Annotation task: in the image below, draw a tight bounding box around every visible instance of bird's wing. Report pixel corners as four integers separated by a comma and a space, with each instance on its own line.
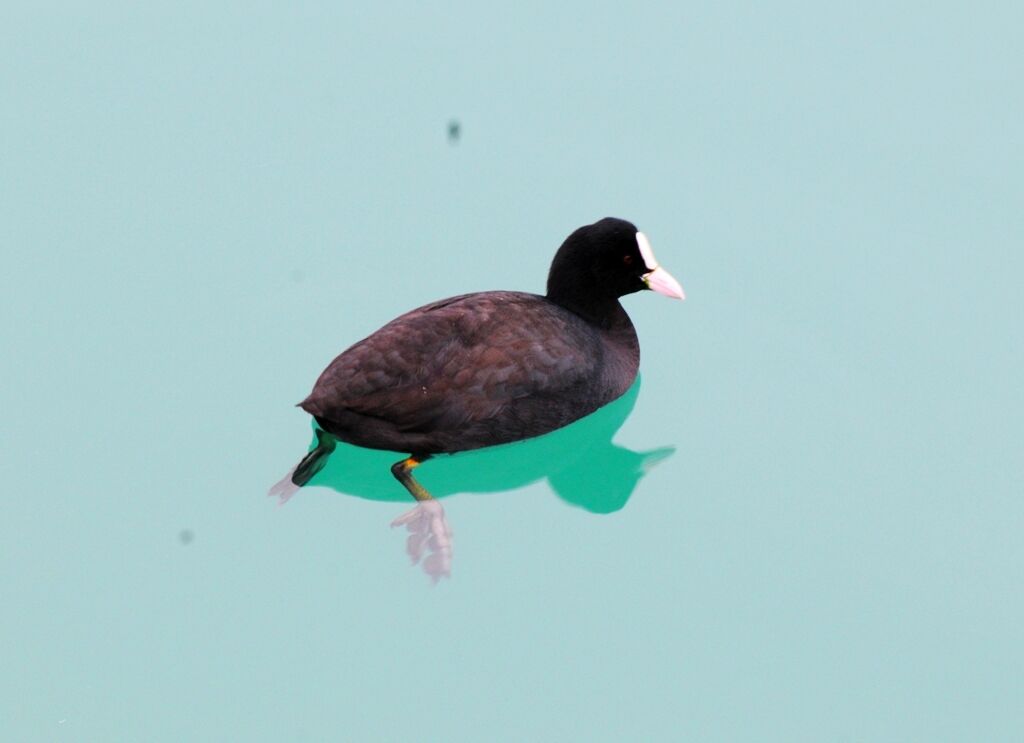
300, 292, 600, 433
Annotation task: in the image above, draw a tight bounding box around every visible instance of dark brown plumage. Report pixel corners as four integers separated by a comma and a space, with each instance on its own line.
300, 291, 638, 454
288, 217, 684, 497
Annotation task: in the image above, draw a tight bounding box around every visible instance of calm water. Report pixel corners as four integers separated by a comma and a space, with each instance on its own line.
3, 4, 1023, 741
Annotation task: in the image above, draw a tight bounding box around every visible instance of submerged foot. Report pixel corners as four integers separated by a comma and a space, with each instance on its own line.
391, 500, 452, 582
268, 466, 301, 506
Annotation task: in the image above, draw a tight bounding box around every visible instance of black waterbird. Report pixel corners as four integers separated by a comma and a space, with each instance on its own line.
287, 217, 684, 501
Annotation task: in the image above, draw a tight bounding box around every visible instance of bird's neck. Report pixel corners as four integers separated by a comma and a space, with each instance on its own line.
547, 291, 627, 330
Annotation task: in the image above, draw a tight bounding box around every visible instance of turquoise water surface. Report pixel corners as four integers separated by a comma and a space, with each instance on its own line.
3, 3, 1023, 741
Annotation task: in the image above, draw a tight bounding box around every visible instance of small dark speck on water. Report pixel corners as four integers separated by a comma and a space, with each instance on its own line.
178, 529, 195, 545
447, 119, 461, 144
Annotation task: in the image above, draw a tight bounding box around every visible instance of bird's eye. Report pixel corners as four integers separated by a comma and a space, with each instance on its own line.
623, 255, 633, 266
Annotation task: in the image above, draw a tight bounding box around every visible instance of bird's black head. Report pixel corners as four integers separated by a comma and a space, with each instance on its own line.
546, 217, 684, 323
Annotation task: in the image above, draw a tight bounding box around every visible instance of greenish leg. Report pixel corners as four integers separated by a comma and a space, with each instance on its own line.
390, 454, 434, 501
291, 428, 337, 486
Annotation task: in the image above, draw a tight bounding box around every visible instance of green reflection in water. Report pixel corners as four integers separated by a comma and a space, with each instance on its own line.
302, 376, 674, 513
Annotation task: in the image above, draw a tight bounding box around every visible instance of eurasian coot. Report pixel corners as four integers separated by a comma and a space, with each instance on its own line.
289, 217, 684, 500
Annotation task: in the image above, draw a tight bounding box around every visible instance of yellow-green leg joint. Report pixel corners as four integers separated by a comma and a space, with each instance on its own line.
390, 455, 434, 501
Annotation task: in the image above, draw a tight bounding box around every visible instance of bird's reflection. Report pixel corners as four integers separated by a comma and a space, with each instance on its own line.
270, 377, 673, 581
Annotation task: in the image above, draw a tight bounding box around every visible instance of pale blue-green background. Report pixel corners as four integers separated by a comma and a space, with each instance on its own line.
2, 3, 1022, 741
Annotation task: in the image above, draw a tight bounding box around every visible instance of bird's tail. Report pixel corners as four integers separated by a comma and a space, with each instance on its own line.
291, 428, 338, 486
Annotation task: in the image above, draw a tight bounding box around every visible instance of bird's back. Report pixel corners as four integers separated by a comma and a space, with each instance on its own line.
300, 291, 630, 453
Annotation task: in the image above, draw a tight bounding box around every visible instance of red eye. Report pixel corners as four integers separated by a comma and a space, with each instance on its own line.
623, 255, 633, 266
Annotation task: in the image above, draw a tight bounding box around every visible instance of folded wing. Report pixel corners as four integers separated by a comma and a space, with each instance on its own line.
300, 292, 601, 435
